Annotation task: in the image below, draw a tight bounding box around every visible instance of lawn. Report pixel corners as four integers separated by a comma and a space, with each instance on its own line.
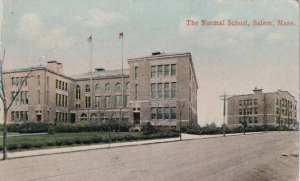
0, 131, 178, 151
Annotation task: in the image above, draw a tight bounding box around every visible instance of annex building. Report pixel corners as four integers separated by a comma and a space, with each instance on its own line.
227, 88, 297, 128
4, 52, 198, 127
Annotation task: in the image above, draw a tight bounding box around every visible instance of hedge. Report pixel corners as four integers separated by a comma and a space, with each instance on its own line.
3, 122, 133, 134
0, 130, 179, 151
183, 125, 293, 135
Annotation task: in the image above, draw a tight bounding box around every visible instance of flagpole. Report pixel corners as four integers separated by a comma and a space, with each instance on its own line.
90, 34, 93, 121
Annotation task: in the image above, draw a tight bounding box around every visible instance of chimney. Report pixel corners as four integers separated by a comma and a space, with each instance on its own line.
47, 61, 63, 74
253, 87, 263, 94
152, 51, 161, 56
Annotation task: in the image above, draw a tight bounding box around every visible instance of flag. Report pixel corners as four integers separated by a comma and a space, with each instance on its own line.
87, 35, 92, 42
119, 32, 123, 39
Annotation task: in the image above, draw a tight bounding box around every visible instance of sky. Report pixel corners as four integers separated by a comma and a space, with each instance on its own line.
0, 0, 299, 126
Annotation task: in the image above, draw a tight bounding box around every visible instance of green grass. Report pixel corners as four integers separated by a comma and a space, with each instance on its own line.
0, 130, 179, 152
4, 132, 141, 145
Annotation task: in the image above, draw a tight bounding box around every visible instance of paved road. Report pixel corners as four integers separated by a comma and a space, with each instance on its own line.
0, 132, 298, 181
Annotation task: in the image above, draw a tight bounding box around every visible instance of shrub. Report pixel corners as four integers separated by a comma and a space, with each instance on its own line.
142, 122, 157, 135
20, 143, 32, 149
8, 144, 18, 150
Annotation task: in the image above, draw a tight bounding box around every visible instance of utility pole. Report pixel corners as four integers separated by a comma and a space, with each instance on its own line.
219, 92, 230, 137
263, 94, 267, 133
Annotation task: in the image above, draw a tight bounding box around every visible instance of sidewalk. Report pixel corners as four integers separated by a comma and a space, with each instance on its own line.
8, 131, 276, 159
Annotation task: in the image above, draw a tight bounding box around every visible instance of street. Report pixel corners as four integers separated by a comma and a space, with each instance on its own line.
0, 132, 298, 181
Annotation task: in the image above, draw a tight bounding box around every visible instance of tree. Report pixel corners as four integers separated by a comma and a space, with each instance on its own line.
177, 99, 186, 141
0, 50, 35, 160
240, 104, 248, 135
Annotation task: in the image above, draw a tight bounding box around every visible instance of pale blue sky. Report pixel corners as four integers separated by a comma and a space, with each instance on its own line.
0, 0, 299, 125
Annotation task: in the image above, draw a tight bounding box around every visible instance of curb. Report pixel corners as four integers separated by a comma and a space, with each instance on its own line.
7, 131, 280, 159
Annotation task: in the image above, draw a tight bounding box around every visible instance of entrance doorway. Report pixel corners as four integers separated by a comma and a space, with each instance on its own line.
36, 115, 41, 122
70, 113, 76, 123
133, 112, 140, 124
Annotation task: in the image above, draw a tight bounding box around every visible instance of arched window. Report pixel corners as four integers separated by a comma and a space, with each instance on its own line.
111, 113, 119, 122
100, 113, 107, 123
86, 84, 90, 92
76, 85, 81, 99
80, 113, 87, 121
122, 113, 128, 122
90, 113, 98, 121
125, 82, 130, 92
95, 84, 100, 92
105, 83, 110, 92
115, 83, 121, 92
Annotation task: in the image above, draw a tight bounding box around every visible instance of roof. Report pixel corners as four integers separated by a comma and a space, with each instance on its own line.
128, 52, 198, 89
3, 66, 74, 80
228, 89, 296, 100
73, 69, 130, 80
128, 52, 191, 61
3, 66, 46, 74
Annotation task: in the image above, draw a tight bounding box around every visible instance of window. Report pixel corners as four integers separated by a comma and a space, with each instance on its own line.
80, 113, 87, 121
171, 64, 176, 75
65, 96, 68, 108
12, 77, 15, 85
239, 109, 242, 115
164, 107, 170, 119
151, 84, 157, 99
105, 83, 110, 92
254, 99, 257, 105
239, 100, 242, 106
65, 83, 68, 91
76, 85, 81, 99
122, 113, 129, 122
254, 107, 258, 114
164, 65, 169, 76
116, 95, 122, 108
76, 103, 81, 108
171, 82, 176, 98
85, 96, 91, 108
94, 84, 100, 92
25, 91, 28, 104
37, 75, 40, 85
164, 83, 170, 98
158, 65, 163, 77
171, 107, 176, 119
254, 117, 258, 123
134, 67, 138, 78
111, 113, 119, 122
151, 66, 156, 77
249, 117, 252, 123
56, 93, 58, 106
38, 90, 40, 104
158, 83, 163, 98
125, 82, 130, 92
16, 77, 20, 86
115, 83, 121, 92
85, 84, 91, 92
157, 107, 163, 119
105, 96, 110, 108
95, 96, 101, 108
58, 81, 61, 89
151, 108, 157, 119
56, 80, 58, 88
123, 95, 128, 107
135, 84, 138, 100
101, 113, 107, 123
62, 82, 65, 90
11, 111, 15, 122
90, 113, 98, 122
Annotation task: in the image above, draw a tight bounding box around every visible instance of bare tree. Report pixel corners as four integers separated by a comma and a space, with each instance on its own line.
240, 103, 248, 135
177, 99, 186, 141
0, 51, 35, 160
